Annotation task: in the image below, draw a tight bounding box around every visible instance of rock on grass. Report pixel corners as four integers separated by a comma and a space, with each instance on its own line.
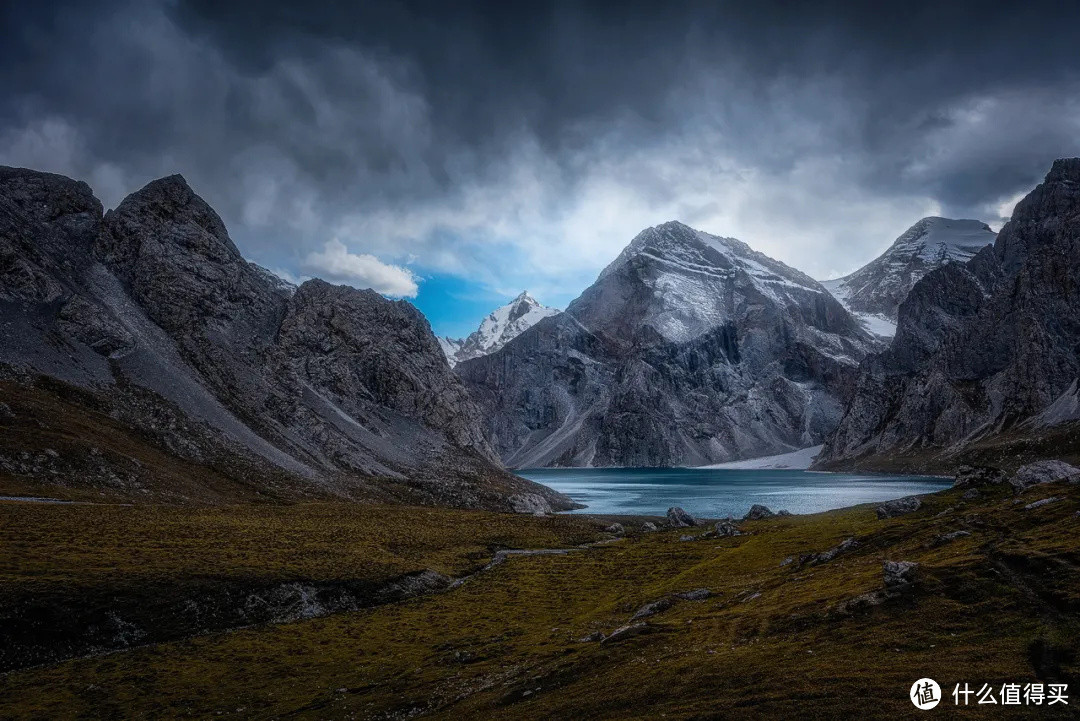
1010, 461, 1080, 493
743, 504, 775, 521
876, 496, 921, 519
666, 507, 699, 528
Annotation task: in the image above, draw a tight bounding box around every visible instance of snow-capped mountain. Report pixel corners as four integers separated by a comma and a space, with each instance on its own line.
458, 221, 880, 468
820, 217, 996, 337
819, 159, 1080, 471
441, 291, 560, 367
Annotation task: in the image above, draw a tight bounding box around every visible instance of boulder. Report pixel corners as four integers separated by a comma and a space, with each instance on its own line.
743, 504, 775, 521
631, 597, 674, 620
929, 530, 971, 547
961, 488, 981, 500
676, 588, 711, 601
601, 622, 651, 644
714, 520, 742, 537
876, 496, 922, 519
509, 493, 554, 514
1009, 461, 1080, 493
640, 521, 658, 533
952, 465, 1007, 488
605, 523, 625, 535
812, 537, 860, 564
666, 506, 699, 528
1023, 497, 1061, 511
882, 561, 919, 590
776, 509, 793, 517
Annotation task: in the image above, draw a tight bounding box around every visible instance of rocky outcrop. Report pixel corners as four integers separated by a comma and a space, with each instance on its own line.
882, 561, 919, 590
818, 159, 1080, 471
1009, 460, 1080, 493
743, 504, 776, 521
953, 465, 1008, 488
876, 496, 922, 519
459, 221, 880, 468
667, 506, 700, 528
0, 167, 572, 511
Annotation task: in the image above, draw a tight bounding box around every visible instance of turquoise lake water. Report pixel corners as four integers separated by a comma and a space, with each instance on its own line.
516, 467, 951, 518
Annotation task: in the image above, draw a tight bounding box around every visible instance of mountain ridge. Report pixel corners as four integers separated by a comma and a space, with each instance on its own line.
817, 159, 1080, 471
0, 166, 573, 512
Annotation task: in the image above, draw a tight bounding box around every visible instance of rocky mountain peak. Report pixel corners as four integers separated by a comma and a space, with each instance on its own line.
1045, 157, 1080, 183
507, 291, 541, 322
440, 291, 560, 367
0, 167, 104, 303
580, 221, 849, 346
819, 157, 1080, 469
819, 216, 997, 336
995, 157, 1080, 274
1, 167, 573, 512
458, 220, 878, 469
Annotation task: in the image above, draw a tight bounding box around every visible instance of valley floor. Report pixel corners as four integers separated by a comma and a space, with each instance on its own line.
1, 484, 1079, 719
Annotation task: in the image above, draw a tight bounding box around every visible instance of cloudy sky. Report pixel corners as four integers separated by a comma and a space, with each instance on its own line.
3, 1, 1079, 337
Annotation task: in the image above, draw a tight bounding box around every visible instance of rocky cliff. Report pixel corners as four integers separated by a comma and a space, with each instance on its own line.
818, 159, 1080, 470
458, 221, 881, 468
0, 167, 572, 511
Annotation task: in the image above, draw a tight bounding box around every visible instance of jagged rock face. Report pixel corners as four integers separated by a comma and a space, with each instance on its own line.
267, 279, 498, 465
0, 168, 102, 304
0, 167, 571, 511
819, 159, 1080, 468
820, 217, 996, 338
440, 291, 560, 367
459, 221, 880, 468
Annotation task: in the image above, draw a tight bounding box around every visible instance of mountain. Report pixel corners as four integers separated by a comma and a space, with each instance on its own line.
817, 159, 1080, 471
0, 167, 573, 512
440, 291, 560, 367
457, 221, 881, 468
820, 217, 997, 338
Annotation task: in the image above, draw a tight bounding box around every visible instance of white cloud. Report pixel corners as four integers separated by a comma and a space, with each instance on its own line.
301, 239, 419, 297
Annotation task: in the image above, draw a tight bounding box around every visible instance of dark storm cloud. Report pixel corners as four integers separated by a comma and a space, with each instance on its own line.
2, 0, 1079, 293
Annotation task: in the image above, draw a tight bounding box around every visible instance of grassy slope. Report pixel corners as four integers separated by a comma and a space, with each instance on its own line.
2, 484, 1079, 719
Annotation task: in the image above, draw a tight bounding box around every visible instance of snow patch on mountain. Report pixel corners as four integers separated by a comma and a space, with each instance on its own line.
698, 444, 823, 470
593, 221, 839, 345
441, 291, 560, 367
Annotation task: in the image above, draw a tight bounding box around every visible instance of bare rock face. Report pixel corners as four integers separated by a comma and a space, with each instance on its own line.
459, 221, 880, 468
0, 167, 572, 511
819, 159, 1080, 469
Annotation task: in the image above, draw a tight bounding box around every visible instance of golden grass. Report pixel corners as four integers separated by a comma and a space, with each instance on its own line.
2, 484, 1079, 719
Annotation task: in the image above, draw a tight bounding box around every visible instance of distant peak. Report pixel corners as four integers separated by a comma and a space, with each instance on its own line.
911, 216, 992, 231
511, 290, 538, 304
654, 220, 693, 232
